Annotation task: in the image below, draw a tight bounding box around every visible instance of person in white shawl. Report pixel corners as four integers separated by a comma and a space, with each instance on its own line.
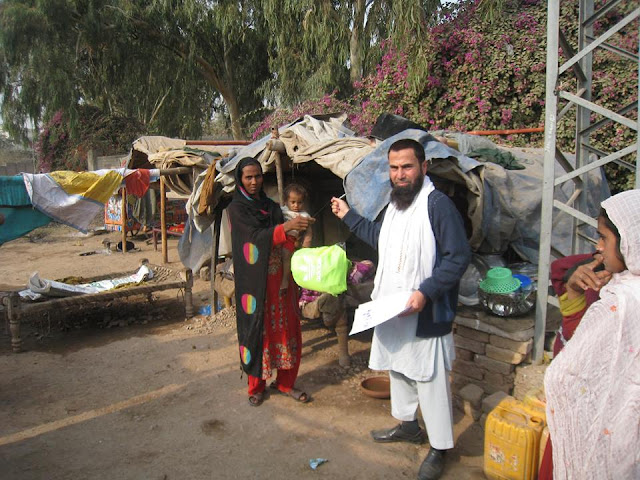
544, 189, 640, 479
332, 138, 471, 480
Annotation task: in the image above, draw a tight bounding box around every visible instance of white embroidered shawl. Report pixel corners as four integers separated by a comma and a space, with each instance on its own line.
544, 189, 640, 479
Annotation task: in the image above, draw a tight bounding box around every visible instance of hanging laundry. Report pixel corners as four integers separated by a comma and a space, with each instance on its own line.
22, 169, 124, 233
124, 168, 151, 198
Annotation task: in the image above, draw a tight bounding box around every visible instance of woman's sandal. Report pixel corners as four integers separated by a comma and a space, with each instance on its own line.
269, 382, 310, 403
248, 391, 264, 407
285, 388, 310, 403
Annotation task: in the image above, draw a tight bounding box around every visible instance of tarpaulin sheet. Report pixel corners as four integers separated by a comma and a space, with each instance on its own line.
344, 128, 479, 222
0, 175, 51, 245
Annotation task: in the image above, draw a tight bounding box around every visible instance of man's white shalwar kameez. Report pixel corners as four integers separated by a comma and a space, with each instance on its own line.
369, 178, 455, 449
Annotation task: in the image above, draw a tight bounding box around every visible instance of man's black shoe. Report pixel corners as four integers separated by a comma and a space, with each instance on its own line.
417, 447, 446, 480
370, 424, 427, 444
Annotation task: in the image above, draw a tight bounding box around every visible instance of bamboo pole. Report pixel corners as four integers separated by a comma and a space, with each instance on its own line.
120, 187, 127, 253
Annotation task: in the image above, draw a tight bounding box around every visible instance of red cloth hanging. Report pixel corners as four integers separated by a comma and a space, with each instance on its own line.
124, 169, 151, 198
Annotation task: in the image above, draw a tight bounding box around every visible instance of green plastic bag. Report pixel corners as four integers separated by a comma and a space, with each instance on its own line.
291, 245, 351, 295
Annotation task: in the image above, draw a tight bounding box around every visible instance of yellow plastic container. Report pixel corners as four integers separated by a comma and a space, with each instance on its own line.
523, 387, 547, 421
484, 398, 545, 480
522, 389, 548, 471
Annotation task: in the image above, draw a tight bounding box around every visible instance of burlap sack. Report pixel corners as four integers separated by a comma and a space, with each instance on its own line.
213, 274, 235, 298
213, 259, 235, 299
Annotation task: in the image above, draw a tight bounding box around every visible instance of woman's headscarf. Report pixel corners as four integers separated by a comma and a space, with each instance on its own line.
231, 158, 282, 228
601, 189, 640, 274
227, 158, 284, 377
544, 189, 640, 479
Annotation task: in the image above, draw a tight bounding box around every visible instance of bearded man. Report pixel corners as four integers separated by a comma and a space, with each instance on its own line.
331, 138, 471, 480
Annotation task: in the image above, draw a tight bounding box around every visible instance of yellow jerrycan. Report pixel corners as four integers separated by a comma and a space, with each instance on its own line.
484, 397, 545, 480
522, 387, 550, 471
523, 387, 547, 421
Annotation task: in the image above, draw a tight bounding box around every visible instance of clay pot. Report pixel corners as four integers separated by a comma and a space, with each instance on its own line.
360, 376, 390, 399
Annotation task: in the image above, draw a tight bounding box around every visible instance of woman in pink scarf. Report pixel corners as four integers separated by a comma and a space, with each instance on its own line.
543, 189, 640, 479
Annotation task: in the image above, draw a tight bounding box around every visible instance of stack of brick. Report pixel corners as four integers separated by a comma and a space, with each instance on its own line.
450, 311, 535, 419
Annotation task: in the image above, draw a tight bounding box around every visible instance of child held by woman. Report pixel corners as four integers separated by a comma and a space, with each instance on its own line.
280, 184, 313, 292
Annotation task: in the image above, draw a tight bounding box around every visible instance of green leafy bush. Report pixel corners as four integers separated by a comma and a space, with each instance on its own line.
353, 0, 549, 144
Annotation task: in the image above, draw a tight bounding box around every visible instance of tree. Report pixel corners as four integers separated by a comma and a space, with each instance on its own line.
261, 0, 443, 106
112, 0, 271, 139
1, 0, 79, 143
0, 0, 270, 141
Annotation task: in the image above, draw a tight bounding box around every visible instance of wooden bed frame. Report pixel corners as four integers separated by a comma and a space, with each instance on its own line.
2, 261, 193, 353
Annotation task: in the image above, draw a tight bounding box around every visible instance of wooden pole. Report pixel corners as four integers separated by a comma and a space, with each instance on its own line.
210, 209, 222, 314
266, 139, 286, 152
270, 127, 285, 205
120, 187, 127, 253
185, 140, 251, 146
6, 293, 22, 353
160, 177, 168, 264
158, 167, 193, 176
274, 153, 285, 206
87, 149, 96, 171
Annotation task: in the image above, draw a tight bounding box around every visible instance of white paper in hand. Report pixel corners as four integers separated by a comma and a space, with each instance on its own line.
349, 291, 413, 335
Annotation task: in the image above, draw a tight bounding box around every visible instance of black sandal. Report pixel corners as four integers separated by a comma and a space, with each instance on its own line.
248, 391, 264, 407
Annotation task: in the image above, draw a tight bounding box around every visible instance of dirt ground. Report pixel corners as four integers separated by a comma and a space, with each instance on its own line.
0, 222, 543, 480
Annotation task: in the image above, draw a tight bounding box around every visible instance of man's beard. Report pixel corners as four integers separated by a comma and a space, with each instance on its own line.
390, 174, 424, 211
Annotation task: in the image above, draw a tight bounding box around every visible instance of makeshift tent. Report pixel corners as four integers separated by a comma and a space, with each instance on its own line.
123, 137, 249, 265
179, 113, 607, 274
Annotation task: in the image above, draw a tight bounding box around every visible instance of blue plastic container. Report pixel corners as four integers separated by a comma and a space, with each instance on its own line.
513, 274, 532, 291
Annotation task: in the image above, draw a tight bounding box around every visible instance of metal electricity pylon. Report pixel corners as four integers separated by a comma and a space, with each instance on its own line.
534, 0, 639, 362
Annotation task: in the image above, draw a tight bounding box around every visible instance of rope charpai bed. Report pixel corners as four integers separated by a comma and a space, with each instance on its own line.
2, 261, 194, 353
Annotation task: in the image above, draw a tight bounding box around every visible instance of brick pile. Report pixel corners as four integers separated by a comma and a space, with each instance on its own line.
450, 310, 537, 421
